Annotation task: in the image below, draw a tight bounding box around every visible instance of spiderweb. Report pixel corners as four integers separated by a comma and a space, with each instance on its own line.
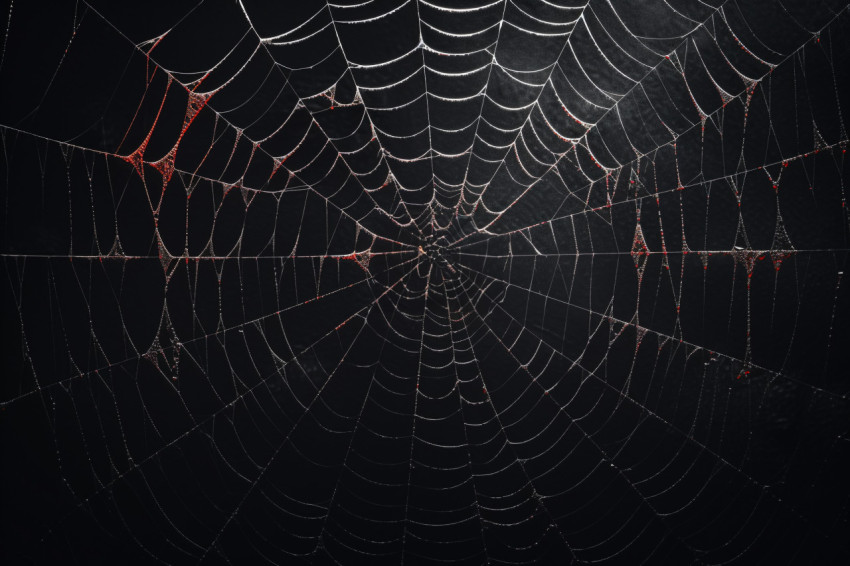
2, 0, 849, 564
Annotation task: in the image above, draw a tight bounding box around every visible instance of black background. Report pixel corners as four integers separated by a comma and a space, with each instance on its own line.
2, 1, 850, 564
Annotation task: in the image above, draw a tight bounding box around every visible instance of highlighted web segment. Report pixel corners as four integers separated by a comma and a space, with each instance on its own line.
1, 0, 849, 564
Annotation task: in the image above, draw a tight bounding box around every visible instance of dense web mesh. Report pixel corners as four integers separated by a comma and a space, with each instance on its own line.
2, 0, 850, 564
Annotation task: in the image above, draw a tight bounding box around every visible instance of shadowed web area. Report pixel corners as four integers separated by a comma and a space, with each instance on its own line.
2, 0, 850, 564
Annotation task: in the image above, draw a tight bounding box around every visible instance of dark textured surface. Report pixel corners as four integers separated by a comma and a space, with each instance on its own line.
2, 1, 850, 564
